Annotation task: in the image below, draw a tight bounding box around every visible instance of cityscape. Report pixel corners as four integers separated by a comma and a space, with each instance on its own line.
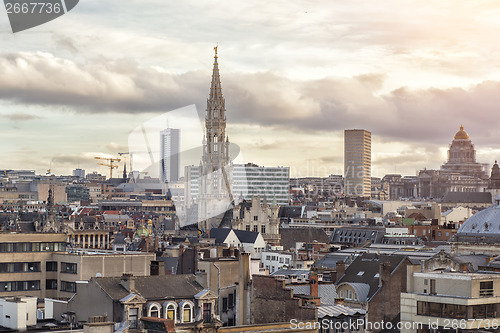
2, 1, 500, 333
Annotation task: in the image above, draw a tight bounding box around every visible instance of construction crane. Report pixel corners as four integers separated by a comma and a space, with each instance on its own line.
94, 156, 121, 179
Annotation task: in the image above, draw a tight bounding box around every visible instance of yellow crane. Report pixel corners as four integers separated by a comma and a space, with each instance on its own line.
94, 156, 121, 179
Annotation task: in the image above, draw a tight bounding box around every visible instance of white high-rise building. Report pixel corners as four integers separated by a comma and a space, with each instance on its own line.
344, 129, 371, 198
72, 168, 85, 179
160, 128, 180, 183
233, 163, 290, 205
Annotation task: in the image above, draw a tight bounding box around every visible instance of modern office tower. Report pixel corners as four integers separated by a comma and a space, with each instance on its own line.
344, 129, 371, 198
72, 168, 85, 179
232, 163, 290, 205
160, 128, 180, 183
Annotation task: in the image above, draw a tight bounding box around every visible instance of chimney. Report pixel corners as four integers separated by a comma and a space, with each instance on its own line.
157, 260, 165, 275
379, 261, 391, 287
335, 261, 346, 283
120, 274, 136, 293
330, 271, 337, 283
195, 271, 207, 288
309, 271, 319, 298
335, 298, 344, 306
238, 253, 251, 326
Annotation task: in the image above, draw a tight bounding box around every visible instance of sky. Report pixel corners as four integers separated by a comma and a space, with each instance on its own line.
1, 0, 500, 178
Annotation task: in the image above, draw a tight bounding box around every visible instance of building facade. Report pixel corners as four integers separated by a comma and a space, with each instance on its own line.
401, 267, 500, 332
417, 125, 489, 199
231, 195, 281, 246
344, 129, 371, 198
0, 233, 154, 299
232, 163, 290, 205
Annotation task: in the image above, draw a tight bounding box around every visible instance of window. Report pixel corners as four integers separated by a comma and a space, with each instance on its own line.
245, 225, 250, 231
182, 303, 193, 323
0, 280, 40, 292
222, 297, 228, 312
202, 303, 211, 322
228, 293, 234, 309
261, 225, 266, 234
60, 281, 76, 293
46, 279, 57, 290
430, 279, 436, 295
357, 271, 364, 276
149, 304, 160, 318
442, 303, 467, 319
480, 281, 494, 297
0, 262, 40, 273
253, 225, 258, 232
417, 301, 429, 316
254, 216, 258, 221
46, 261, 58, 272
164, 303, 176, 321
61, 262, 77, 274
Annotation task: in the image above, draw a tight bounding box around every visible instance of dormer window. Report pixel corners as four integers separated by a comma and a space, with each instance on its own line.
180, 301, 194, 323
164, 302, 177, 321
147, 303, 161, 318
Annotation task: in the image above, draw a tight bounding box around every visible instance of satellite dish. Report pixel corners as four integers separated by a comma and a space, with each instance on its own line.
96, 272, 102, 277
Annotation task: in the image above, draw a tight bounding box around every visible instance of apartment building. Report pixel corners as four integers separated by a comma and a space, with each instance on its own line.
0, 233, 154, 299
401, 265, 500, 332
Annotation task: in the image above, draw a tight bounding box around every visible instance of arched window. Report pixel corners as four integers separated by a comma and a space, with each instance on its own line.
163, 302, 177, 321
180, 301, 194, 323
148, 303, 161, 318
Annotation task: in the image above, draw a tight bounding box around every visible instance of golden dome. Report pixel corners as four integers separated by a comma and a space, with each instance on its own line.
454, 125, 470, 140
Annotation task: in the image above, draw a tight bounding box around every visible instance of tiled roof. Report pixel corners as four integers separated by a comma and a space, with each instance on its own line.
280, 228, 330, 250
209, 228, 232, 244
233, 229, 260, 244
442, 191, 492, 203
287, 284, 338, 305
336, 253, 408, 301
94, 275, 203, 301
318, 304, 366, 318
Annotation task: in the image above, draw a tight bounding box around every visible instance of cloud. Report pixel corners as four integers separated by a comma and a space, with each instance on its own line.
2, 113, 40, 121
105, 142, 128, 152
1, 51, 500, 151
51, 152, 113, 165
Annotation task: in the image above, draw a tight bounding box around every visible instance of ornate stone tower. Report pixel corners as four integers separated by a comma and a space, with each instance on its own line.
198, 47, 233, 231
38, 185, 65, 233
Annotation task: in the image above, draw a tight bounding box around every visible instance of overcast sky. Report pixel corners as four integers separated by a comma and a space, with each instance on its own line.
1, 0, 500, 178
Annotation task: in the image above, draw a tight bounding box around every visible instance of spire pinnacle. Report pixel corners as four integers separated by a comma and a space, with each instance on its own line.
214, 45, 218, 58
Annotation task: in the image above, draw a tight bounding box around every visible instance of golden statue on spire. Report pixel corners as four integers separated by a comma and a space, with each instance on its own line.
214, 45, 218, 57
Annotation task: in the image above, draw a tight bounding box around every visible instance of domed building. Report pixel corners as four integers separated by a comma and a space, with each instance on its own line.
451, 195, 500, 255
417, 125, 489, 199
440, 125, 488, 179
